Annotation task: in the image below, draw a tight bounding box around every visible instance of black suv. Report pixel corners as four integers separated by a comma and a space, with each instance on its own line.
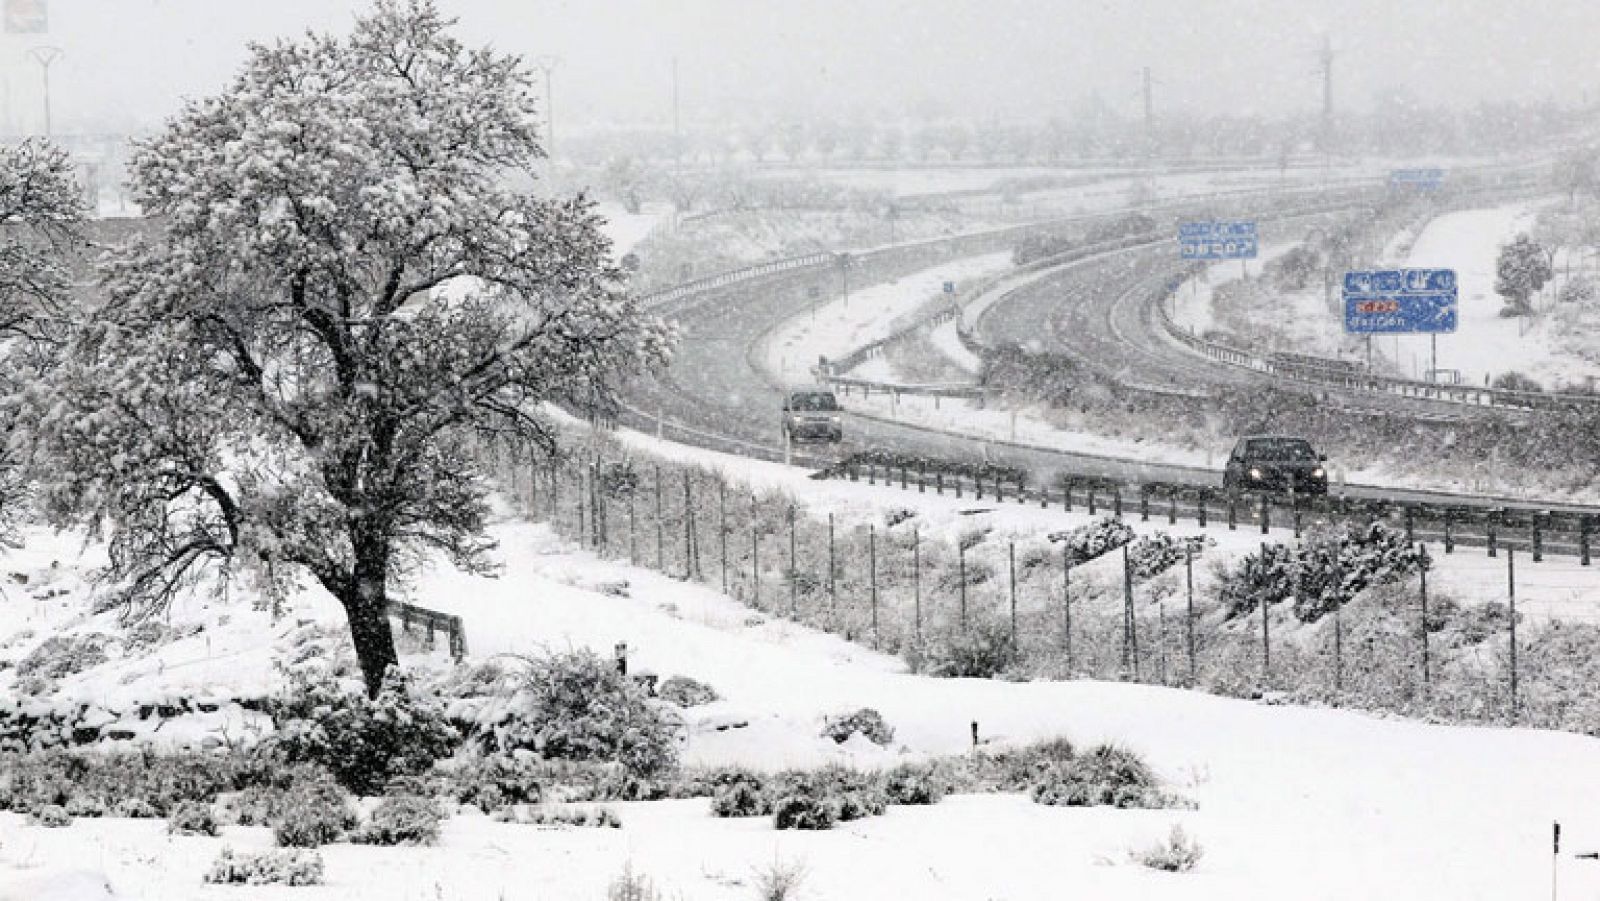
781, 386, 842, 444
1223, 435, 1328, 496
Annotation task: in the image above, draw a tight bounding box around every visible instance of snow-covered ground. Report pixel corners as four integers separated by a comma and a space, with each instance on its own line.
757, 251, 1012, 382
7, 430, 1600, 898
1387, 200, 1600, 390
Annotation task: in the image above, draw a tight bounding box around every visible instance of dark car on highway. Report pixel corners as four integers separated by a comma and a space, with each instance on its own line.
1223, 435, 1328, 496
782, 386, 842, 444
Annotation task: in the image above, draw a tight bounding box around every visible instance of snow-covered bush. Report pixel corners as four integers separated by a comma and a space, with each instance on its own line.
772, 766, 885, 830
270, 775, 358, 848
205, 848, 325, 887
607, 862, 662, 901
29, 804, 70, 827
709, 769, 771, 818
263, 669, 460, 795
111, 797, 158, 819
15, 632, 108, 682
1049, 517, 1136, 566
1293, 522, 1427, 623
63, 793, 106, 818
1127, 534, 1212, 582
1136, 825, 1204, 872
883, 762, 948, 805
442, 754, 544, 811
820, 708, 895, 746
518, 805, 622, 828
352, 795, 443, 846
1492, 370, 1543, 392
167, 800, 220, 836
1031, 744, 1188, 810
1216, 542, 1296, 619
909, 618, 1017, 678
658, 675, 719, 708
965, 736, 1077, 792
465, 650, 682, 779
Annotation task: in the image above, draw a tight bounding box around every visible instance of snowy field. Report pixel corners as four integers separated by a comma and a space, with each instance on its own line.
6, 432, 1600, 898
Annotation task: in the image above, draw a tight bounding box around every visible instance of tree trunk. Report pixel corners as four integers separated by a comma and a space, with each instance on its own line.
343, 533, 399, 698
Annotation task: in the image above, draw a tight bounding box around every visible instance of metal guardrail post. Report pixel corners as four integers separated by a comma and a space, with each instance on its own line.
1113, 485, 1123, 519
1140, 488, 1150, 522
1443, 507, 1455, 554
1168, 490, 1178, 526
1582, 515, 1593, 567
1086, 484, 1097, 516
1532, 512, 1544, 563
1259, 494, 1270, 535
1197, 489, 1208, 528
1487, 509, 1499, 558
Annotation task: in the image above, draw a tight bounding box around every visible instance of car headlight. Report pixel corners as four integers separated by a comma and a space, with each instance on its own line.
1249, 467, 1263, 480
830, 416, 840, 423
1311, 467, 1325, 479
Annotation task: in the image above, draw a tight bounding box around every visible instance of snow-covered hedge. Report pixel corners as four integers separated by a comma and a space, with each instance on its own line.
205, 848, 325, 887
1048, 517, 1135, 566
352, 795, 444, 846
819, 708, 895, 746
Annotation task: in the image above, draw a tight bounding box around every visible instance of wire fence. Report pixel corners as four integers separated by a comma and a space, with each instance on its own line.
488, 434, 1600, 738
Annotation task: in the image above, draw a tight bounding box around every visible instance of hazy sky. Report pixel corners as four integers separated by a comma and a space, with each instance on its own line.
4, 0, 1598, 135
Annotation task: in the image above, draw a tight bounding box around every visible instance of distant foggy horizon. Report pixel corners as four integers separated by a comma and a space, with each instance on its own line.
2, 0, 1597, 137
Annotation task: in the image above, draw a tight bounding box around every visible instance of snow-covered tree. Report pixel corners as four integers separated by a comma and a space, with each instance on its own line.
18, 0, 671, 696
1495, 234, 1553, 317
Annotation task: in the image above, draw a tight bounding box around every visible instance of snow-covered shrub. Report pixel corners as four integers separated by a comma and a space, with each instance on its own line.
1492, 371, 1543, 392
1031, 744, 1186, 809
1049, 517, 1135, 565
1292, 523, 1427, 623
820, 708, 894, 746
443, 754, 545, 811
63, 793, 106, 818
352, 795, 443, 846
910, 619, 1018, 678
519, 805, 622, 828
205, 847, 325, 886
15, 632, 109, 682
263, 669, 460, 795
883, 762, 948, 805
1136, 825, 1204, 872
772, 766, 885, 830
965, 736, 1077, 792
1216, 542, 1296, 619
111, 797, 158, 819
167, 800, 220, 836
29, 804, 70, 827
709, 769, 771, 818
754, 855, 809, 901
607, 862, 662, 901
466, 650, 681, 779
270, 775, 358, 848
658, 675, 719, 708
1127, 534, 1212, 582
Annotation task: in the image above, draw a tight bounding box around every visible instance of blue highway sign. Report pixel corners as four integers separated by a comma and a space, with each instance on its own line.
1388, 168, 1445, 190
1343, 268, 1458, 334
1178, 221, 1257, 260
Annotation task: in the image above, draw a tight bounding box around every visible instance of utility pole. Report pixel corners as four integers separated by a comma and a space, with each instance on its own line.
672, 57, 681, 169
1318, 35, 1335, 156
533, 55, 561, 160
1142, 66, 1154, 156
29, 47, 61, 137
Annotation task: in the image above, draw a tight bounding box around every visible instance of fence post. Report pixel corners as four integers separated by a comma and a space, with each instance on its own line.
654, 465, 665, 570
869, 525, 879, 645
1334, 597, 1343, 695
788, 504, 798, 617
1508, 546, 1518, 724
1062, 551, 1073, 673
1419, 545, 1431, 689
1185, 542, 1196, 686
1260, 542, 1271, 685
683, 471, 697, 580
1158, 602, 1168, 685
828, 511, 836, 610
576, 464, 586, 548
717, 478, 728, 592
1008, 542, 1017, 648
1122, 544, 1139, 680
958, 541, 968, 630
913, 527, 922, 642
629, 483, 638, 566
550, 462, 559, 523
751, 497, 761, 608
